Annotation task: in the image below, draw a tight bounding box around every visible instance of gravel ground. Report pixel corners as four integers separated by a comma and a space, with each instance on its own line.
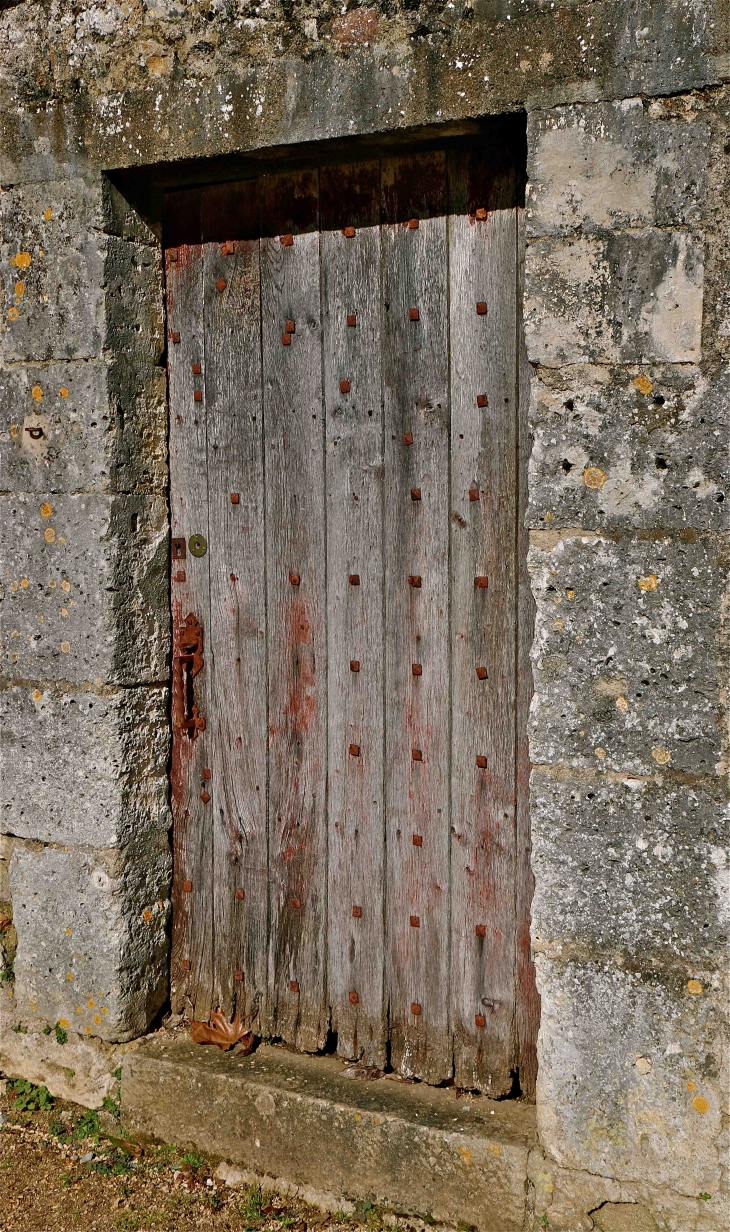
0, 1078, 426, 1232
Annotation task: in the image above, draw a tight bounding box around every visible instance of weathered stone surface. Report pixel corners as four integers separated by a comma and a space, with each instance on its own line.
0, 1013, 125, 1110
9, 839, 170, 1043
528, 530, 724, 775
535, 958, 726, 1196
0, 683, 169, 848
527, 100, 710, 237
531, 770, 730, 966
0, 492, 168, 686
527, 364, 729, 532
524, 230, 704, 367
123, 1038, 536, 1231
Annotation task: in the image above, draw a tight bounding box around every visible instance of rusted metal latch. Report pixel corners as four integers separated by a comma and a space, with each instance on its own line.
173, 613, 206, 739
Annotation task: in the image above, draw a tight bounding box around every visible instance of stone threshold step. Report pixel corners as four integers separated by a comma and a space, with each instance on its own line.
122, 1037, 536, 1232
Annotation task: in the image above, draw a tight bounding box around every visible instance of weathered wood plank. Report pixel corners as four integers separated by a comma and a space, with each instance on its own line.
201, 200, 269, 1032
321, 162, 386, 1066
167, 234, 215, 1022
515, 205, 540, 1100
382, 154, 452, 1082
448, 150, 519, 1093
260, 171, 329, 1052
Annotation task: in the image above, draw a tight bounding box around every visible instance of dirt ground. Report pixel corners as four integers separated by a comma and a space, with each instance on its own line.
0, 1078, 426, 1232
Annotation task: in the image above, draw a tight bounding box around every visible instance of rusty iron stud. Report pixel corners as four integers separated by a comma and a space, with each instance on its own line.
412, 749, 422, 762
236, 888, 245, 901
340, 379, 351, 394
202, 768, 211, 780
175, 570, 186, 582
411, 488, 422, 502
221, 241, 235, 256
476, 755, 487, 769
475, 924, 486, 937
280, 234, 294, 247
172, 538, 186, 559
469, 486, 480, 502
170, 330, 181, 344
192, 362, 201, 375
411, 1002, 422, 1015
476, 666, 488, 680
412, 834, 423, 847
475, 208, 488, 222
289, 571, 301, 586
350, 660, 360, 672
352, 906, 362, 918
475, 1013, 486, 1027
476, 302, 487, 315
290, 980, 300, 992
168, 248, 178, 262
291, 897, 302, 910
343, 226, 356, 238
282, 332, 292, 346
194, 390, 203, 402
477, 394, 488, 408
235, 970, 243, 981
474, 575, 488, 588
200, 790, 211, 803
230, 573, 237, 582
216, 278, 227, 293
407, 218, 419, 230
409, 307, 420, 322
285, 320, 295, 334
402, 432, 414, 446
408, 575, 422, 588
349, 573, 360, 586
183, 880, 193, 893
181, 959, 191, 971
412, 663, 422, 677
230, 493, 240, 504
349, 743, 360, 757
410, 915, 420, 928
347, 313, 357, 327
349, 991, 360, 1004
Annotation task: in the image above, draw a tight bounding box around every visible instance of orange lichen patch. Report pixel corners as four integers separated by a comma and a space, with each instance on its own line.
638, 574, 658, 591
651, 746, 671, 766
583, 466, 606, 490
687, 979, 704, 995
87, 999, 95, 1008
31, 386, 43, 402
10, 580, 18, 593
142, 909, 153, 923
11, 252, 32, 269
615, 696, 629, 712
692, 1095, 710, 1115
687, 1080, 697, 1091
10, 423, 19, 438
552, 619, 564, 632
60, 641, 70, 654
14, 282, 25, 297
59, 386, 69, 398
44, 527, 56, 543
7, 307, 19, 321
633, 374, 653, 395
32, 689, 42, 702
566, 589, 575, 600
43, 208, 53, 221
58, 1019, 69, 1028
66, 973, 73, 981
40, 501, 52, 518
21, 578, 28, 588
61, 579, 71, 592
594, 747, 607, 760
94, 1015, 102, 1025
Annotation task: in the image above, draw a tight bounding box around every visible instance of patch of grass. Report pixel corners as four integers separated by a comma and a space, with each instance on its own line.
238, 1184, 265, 1226
354, 1199, 382, 1227
102, 1093, 121, 1119
181, 1149, 205, 1170
7, 1079, 53, 1112
113, 1067, 122, 1081
74, 1108, 102, 1141
55, 1023, 68, 1045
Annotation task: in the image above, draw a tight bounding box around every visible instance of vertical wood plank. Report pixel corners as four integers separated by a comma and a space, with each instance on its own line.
448, 149, 519, 1094
260, 171, 329, 1052
382, 154, 452, 1082
321, 162, 386, 1066
515, 206, 540, 1100
201, 188, 269, 1032
167, 233, 215, 1022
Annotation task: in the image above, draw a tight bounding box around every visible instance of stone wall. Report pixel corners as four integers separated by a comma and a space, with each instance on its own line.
0, 2, 727, 1228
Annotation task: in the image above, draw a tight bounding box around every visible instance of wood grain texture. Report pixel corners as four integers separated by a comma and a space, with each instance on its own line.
448, 155, 519, 1093
202, 214, 269, 1033
321, 162, 386, 1066
260, 171, 329, 1052
167, 240, 215, 1022
382, 154, 452, 1082
515, 206, 539, 1100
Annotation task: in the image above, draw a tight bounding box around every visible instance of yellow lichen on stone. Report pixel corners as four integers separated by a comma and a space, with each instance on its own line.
44, 527, 56, 543
32, 689, 42, 702
61, 641, 70, 653
7, 307, 19, 321
583, 466, 607, 490
687, 1080, 696, 1091
633, 374, 654, 395
692, 1095, 710, 1115
61, 579, 71, 592
651, 746, 671, 765
594, 747, 607, 760
43, 208, 53, 220
553, 619, 564, 632
14, 282, 25, 297
638, 574, 658, 591
40, 501, 52, 518
59, 386, 69, 398
11, 252, 31, 269
687, 979, 704, 995
615, 696, 629, 712
31, 385, 43, 402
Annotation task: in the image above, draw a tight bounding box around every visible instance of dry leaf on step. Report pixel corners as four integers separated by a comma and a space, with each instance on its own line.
190, 1009, 255, 1053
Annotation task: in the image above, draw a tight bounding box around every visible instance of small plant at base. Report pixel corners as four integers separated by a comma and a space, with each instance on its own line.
7, 1079, 53, 1112
102, 1093, 121, 1119
239, 1184, 265, 1224
699, 1193, 712, 1201
74, 1108, 101, 1140
42, 1024, 52, 1036
0, 961, 14, 984
181, 1150, 205, 1170
113, 1067, 122, 1081
55, 1023, 68, 1045
541, 1216, 550, 1229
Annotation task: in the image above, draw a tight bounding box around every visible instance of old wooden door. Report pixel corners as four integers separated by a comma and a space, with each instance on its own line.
166, 144, 537, 1097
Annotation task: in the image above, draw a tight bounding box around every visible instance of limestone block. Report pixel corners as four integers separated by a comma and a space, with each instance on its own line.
528, 530, 723, 774
527, 364, 728, 532
9, 839, 170, 1043
1, 177, 106, 362
0, 1016, 124, 1110
527, 101, 709, 237
0, 683, 169, 848
535, 958, 726, 1196
0, 492, 169, 686
524, 231, 703, 366
531, 770, 730, 965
